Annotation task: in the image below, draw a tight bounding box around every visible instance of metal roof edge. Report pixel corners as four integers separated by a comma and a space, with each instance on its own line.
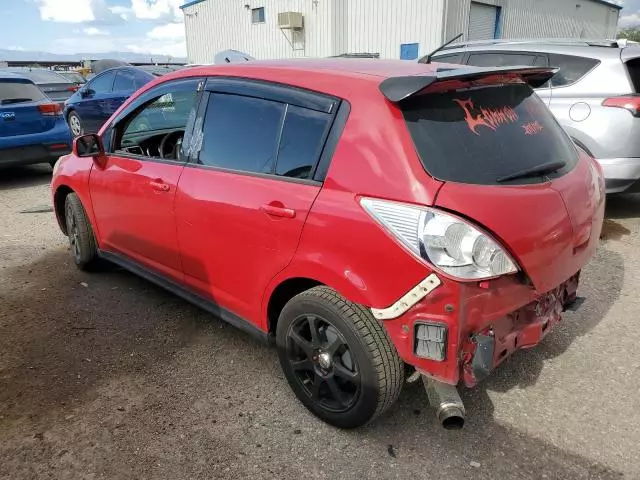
591, 0, 623, 9
180, 0, 207, 10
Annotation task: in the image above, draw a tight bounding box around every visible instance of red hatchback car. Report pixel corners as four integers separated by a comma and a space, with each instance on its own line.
51, 59, 605, 429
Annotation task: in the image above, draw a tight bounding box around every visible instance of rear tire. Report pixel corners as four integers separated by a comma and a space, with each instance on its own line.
67, 111, 84, 137
64, 193, 97, 270
276, 286, 404, 428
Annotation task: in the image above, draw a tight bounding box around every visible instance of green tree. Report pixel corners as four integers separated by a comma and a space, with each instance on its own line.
618, 28, 640, 42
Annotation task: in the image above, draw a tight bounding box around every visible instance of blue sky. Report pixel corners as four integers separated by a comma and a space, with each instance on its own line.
1, 0, 186, 57
0, 0, 639, 58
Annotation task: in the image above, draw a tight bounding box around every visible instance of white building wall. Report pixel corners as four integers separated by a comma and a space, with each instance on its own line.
340, 0, 445, 59
445, 0, 621, 42
183, 0, 446, 63
183, 0, 335, 64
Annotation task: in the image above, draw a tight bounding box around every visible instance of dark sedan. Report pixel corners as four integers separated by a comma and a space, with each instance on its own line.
63, 66, 155, 136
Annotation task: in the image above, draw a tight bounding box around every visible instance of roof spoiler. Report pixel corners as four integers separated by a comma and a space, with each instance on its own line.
379, 66, 558, 103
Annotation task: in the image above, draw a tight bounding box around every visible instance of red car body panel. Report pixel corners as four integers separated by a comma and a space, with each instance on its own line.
51, 59, 605, 388
90, 154, 185, 282
175, 167, 321, 326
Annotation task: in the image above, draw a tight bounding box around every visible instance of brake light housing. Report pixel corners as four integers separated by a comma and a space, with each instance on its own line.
38, 103, 63, 116
602, 95, 640, 117
360, 197, 519, 281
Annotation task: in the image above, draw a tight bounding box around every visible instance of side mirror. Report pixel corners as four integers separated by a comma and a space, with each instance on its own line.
73, 134, 104, 158
81, 88, 94, 98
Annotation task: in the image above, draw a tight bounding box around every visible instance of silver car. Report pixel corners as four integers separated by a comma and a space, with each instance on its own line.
424, 39, 640, 193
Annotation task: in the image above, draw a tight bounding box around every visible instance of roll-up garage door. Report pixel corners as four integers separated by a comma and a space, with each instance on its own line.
468, 2, 498, 40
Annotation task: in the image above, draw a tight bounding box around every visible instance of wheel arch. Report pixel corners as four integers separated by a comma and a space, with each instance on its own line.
53, 184, 74, 234
266, 277, 323, 335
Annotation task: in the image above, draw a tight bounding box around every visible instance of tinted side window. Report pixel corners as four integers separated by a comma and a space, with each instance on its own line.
547, 54, 599, 87
467, 53, 538, 67
113, 70, 136, 92
276, 106, 331, 179
89, 72, 115, 93
432, 53, 464, 64
134, 71, 152, 90
198, 94, 285, 174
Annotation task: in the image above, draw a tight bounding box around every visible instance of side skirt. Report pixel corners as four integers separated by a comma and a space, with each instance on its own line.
98, 250, 272, 345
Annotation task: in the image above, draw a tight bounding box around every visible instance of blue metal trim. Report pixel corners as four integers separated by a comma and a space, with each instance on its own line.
494, 6, 502, 39
180, 0, 207, 10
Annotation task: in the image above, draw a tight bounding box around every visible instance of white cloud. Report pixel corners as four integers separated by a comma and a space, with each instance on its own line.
131, 0, 183, 22
37, 0, 95, 23
83, 27, 109, 36
126, 40, 186, 58
6, 46, 25, 51
109, 5, 131, 20
619, 13, 640, 27
147, 22, 185, 40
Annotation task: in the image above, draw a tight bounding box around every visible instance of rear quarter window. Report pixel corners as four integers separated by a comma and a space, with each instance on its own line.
626, 58, 640, 92
401, 83, 579, 185
0, 80, 46, 104
546, 54, 599, 87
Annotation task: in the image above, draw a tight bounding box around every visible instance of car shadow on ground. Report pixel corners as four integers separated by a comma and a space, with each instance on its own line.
0, 164, 52, 191
0, 241, 626, 479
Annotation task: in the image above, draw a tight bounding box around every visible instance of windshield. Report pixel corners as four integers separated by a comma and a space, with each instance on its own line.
401, 83, 579, 185
8, 68, 70, 84
0, 80, 46, 104
60, 72, 86, 83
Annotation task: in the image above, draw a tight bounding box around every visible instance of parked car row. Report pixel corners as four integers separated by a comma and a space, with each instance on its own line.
1, 64, 182, 170
423, 38, 640, 193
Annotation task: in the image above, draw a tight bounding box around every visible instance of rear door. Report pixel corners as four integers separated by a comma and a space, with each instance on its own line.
399, 81, 604, 294
175, 79, 337, 324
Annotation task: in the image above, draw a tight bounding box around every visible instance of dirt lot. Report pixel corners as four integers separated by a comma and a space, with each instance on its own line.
1, 164, 638, 480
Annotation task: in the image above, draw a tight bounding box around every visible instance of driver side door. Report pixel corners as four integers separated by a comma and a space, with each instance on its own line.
89, 78, 202, 282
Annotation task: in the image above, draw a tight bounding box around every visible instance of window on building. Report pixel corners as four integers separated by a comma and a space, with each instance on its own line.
251, 7, 265, 23
276, 105, 332, 179
198, 94, 285, 173
546, 54, 600, 87
467, 52, 539, 67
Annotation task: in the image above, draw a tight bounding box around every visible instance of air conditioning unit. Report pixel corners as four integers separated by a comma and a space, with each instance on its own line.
278, 11, 303, 30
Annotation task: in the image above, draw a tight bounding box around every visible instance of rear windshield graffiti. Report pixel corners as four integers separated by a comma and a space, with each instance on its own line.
453, 97, 544, 137
453, 99, 518, 135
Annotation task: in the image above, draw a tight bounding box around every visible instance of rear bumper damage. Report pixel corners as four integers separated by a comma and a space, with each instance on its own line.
379, 271, 582, 387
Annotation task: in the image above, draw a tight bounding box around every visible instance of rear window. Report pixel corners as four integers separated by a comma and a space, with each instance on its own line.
0, 80, 46, 104
402, 83, 578, 185
9, 69, 69, 84
467, 53, 539, 67
626, 58, 640, 93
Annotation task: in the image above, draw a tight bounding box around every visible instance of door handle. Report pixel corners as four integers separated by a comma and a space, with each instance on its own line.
150, 180, 170, 192
260, 203, 296, 218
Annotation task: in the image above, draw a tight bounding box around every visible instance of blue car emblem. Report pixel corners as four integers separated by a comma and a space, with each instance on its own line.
1, 112, 16, 121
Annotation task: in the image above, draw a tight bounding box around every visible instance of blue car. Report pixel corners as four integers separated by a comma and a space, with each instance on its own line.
0, 71, 71, 168
64, 67, 155, 136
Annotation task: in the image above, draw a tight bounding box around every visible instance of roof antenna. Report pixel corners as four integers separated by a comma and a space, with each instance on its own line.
423, 33, 463, 64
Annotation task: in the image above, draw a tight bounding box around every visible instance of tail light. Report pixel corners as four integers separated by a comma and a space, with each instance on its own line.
38, 103, 63, 116
360, 197, 519, 281
602, 96, 640, 117
67, 85, 79, 92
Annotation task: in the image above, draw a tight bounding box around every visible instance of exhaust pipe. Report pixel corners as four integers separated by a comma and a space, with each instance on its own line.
422, 375, 465, 430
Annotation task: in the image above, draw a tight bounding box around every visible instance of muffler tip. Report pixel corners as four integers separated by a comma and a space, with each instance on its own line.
438, 406, 465, 430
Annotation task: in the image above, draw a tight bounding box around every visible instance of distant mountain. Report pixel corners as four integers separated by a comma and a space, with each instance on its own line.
0, 48, 186, 64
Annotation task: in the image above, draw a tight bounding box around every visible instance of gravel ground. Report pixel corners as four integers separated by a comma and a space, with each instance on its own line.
1, 164, 638, 480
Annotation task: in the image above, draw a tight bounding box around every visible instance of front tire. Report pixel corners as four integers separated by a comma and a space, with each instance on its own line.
64, 193, 97, 270
67, 111, 84, 137
276, 286, 404, 428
